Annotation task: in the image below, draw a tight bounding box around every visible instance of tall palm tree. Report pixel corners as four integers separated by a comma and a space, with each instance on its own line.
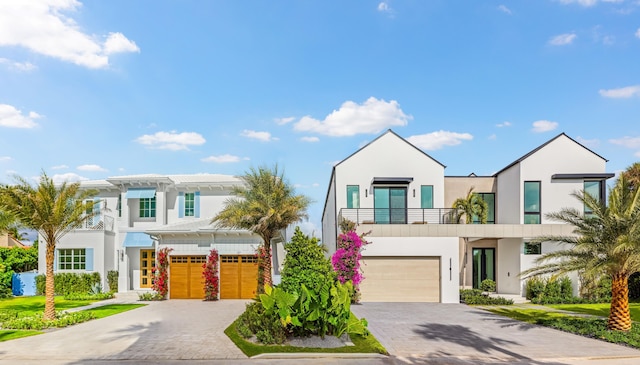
6, 224, 27, 241
621, 162, 640, 191
521, 175, 640, 331
0, 172, 98, 320
212, 165, 311, 294
452, 187, 488, 224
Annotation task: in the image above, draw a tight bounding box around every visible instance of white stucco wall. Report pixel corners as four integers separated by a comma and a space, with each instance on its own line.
496, 164, 521, 224
322, 173, 337, 255
520, 240, 580, 296
363, 236, 460, 303
496, 238, 521, 294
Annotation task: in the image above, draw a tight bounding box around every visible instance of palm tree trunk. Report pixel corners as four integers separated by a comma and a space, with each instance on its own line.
256, 234, 273, 295
608, 273, 631, 331
44, 238, 56, 321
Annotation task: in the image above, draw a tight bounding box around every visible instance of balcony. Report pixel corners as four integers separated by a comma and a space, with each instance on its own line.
75, 214, 115, 232
339, 208, 458, 225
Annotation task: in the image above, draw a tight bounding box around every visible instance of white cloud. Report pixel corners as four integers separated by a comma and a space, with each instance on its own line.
496, 121, 512, 127
77, 164, 107, 172
497, 5, 512, 14
240, 129, 278, 142
201, 154, 248, 163
300, 136, 320, 143
531, 120, 558, 133
0, 58, 36, 71
0, 156, 12, 162
377, 2, 391, 13
406, 131, 473, 150
293, 97, 411, 137
135, 131, 206, 151
103, 32, 140, 55
51, 164, 69, 170
274, 117, 295, 125
549, 33, 577, 46
488, 134, 497, 140
558, 0, 597, 6
576, 136, 600, 148
635, 151, 640, 158
636, 28, 640, 38
599, 85, 640, 98
52, 172, 88, 184
609, 136, 640, 149
0, 0, 139, 69
312, 183, 320, 187
0, 104, 41, 128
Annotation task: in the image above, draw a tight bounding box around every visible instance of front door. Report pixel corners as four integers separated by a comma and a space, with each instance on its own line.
140, 249, 156, 288
472, 248, 495, 289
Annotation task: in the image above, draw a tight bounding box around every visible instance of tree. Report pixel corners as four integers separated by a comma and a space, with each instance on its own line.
6, 224, 27, 241
521, 175, 640, 331
452, 187, 488, 224
0, 172, 97, 320
621, 162, 640, 192
211, 165, 311, 294
280, 227, 334, 295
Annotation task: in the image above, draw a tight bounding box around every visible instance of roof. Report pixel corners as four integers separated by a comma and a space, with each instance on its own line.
144, 217, 253, 235
78, 173, 243, 190
493, 133, 609, 177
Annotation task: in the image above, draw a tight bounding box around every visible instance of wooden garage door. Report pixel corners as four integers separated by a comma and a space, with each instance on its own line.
220, 255, 258, 299
169, 255, 206, 299
359, 257, 440, 302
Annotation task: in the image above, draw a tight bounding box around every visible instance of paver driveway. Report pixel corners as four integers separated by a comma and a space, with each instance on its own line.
352, 303, 640, 364
0, 299, 248, 362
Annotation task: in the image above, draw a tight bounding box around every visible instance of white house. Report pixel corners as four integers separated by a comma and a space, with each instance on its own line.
322, 130, 613, 303
38, 174, 283, 299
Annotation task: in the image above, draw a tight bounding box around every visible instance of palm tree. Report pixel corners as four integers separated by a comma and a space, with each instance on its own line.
6, 224, 27, 241
0, 172, 98, 320
452, 187, 488, 224
211, 165, 311, 294
621, 162, 640, 191
521, 175, 640, 331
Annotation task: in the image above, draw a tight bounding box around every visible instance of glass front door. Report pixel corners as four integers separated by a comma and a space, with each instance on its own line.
472, 248, 495, 289
140, 249, 156, 288
374, 187, 407, 224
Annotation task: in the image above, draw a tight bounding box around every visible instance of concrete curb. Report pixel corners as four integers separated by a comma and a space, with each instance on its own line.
251, 352, 388, 359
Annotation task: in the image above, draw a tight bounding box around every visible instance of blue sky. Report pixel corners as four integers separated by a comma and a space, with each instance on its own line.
1, 0, 639, 237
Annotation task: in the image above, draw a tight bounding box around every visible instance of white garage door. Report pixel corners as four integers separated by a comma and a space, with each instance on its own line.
359, 257, 441, 302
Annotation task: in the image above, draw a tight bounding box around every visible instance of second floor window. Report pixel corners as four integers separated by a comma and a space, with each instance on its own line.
347, 185, 359, 209
185, 192, 195, 217
584, 180, 603, 216
140, 197, 156, 218
524, 181, 541, 224
473, 193, 495, 224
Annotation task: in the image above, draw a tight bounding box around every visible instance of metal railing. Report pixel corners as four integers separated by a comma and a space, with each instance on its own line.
76, 214, 115, 231
338, 208, 458, 225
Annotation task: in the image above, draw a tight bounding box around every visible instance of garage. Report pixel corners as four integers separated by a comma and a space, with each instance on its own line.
220, 255, 258, 299
169, 255, 206, 299
359, 256, 441, 302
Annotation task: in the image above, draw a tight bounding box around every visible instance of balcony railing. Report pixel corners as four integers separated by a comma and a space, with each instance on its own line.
339, 208, 459, 225
75, 215, 115, 232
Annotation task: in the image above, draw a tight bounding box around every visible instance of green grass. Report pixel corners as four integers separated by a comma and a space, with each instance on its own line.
548, 303, 640, 322
0, 329, 42, 342
0, 296, 99, 315
224, 319, 388, 357
486, 306, 640, 349
88, 304, 146, 319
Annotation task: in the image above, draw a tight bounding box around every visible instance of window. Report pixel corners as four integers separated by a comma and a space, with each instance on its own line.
346, 185, 359, 209
524, 242, 542, 255
584, 181, 602, 216
184, 192, 195, 217
374, 187, 407, 224
140, 197, 156, 218
473, 193, 495, 224
117, 195, 122, 217
58, 248, 86, 270
420, 185, 433, 209
524, 181, 541, 224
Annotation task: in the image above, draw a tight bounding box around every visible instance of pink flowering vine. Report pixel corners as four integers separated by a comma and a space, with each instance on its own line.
331, 230, 369, 302
202, 249, 220, 301
152, 247, 172, 299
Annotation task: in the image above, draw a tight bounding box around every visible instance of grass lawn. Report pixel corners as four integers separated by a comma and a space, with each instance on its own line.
0, 329, 42, 342
548, 303, 640, 322
225, 318, 388, 357
0, 296, 100, 315
485, 306, 640, 349
88, 304, 146, 319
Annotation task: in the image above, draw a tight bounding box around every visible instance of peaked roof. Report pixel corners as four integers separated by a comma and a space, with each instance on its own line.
334, 129, 446, 169
493, 132, 609, 177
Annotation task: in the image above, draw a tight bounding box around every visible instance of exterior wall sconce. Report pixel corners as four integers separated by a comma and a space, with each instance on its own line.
365, 189, 368, 197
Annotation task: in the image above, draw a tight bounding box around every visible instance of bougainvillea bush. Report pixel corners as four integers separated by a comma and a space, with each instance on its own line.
331, 230, 369, 303
151, 247, 172, 300
203, 249, 220, 301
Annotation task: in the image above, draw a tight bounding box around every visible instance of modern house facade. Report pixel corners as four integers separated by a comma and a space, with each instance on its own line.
37, 174, 281, 299
322, 130, 613, 303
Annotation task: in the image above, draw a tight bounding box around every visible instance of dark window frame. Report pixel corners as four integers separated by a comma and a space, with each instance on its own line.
524, 242, 542, 255
524, 181, 541, 224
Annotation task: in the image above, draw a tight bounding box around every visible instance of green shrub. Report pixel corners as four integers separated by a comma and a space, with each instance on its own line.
138, 292, 165, 301
629, 272, 640, 300
35, 272, 102, 296
559, 276, 573, 298
280, 227, 336, 295
579, 273, 612, 301
480, 279, 496, 292
0, 246, 38, 295
460, 289, 514, 305
525, 277, 545, 300
236, 301, 287, 344
530, 296, 610, 305
63, 292, 114, 301
107, 270, 119, 293
544, 277, 562, 298
2, 311, 95, 330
